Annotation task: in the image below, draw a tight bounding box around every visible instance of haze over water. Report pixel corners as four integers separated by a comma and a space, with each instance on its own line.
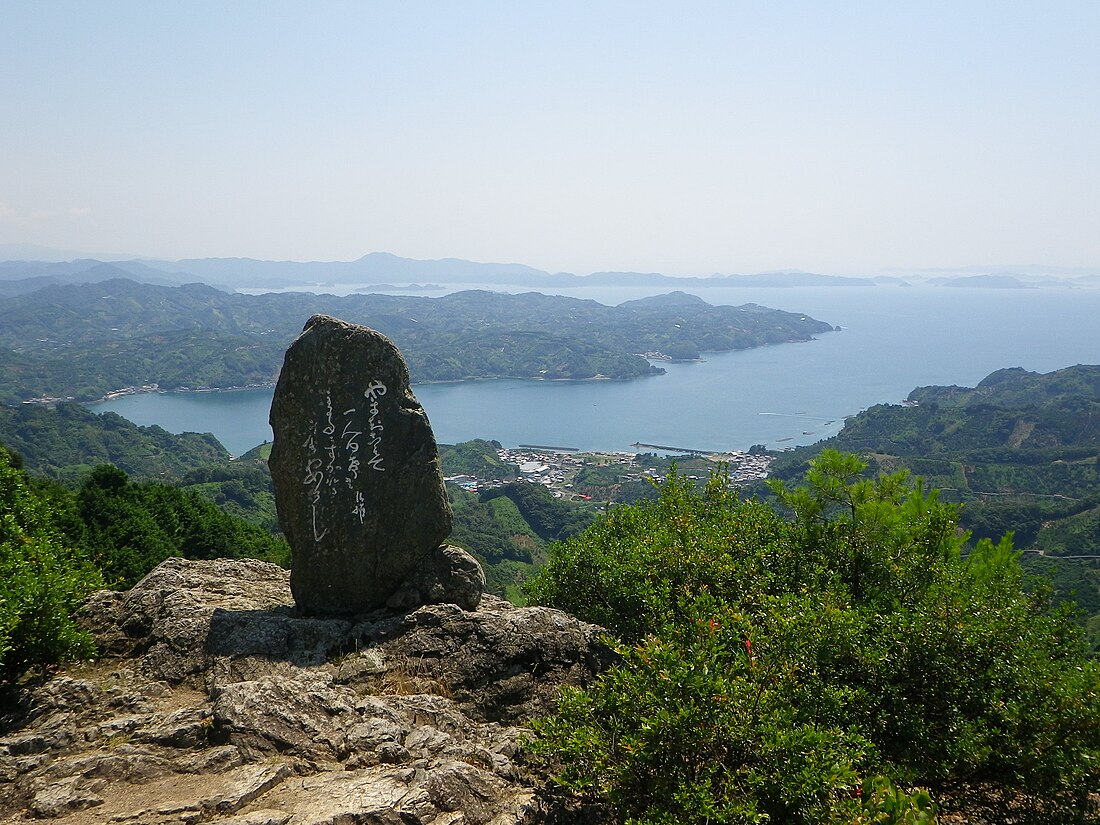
93, 285, 1100, 456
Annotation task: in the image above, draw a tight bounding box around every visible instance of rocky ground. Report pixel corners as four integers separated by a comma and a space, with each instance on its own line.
0, 558, 612, 824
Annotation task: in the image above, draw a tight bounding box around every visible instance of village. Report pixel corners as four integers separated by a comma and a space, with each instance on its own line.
447, 444, 774, 500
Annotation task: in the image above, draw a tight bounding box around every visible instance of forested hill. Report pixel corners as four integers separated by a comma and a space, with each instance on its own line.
909, 363, 1100, 409
0, 402, 230, 480
772, 364, 1100, 462
768, 364, 1100, 625
0, 279, 833, 403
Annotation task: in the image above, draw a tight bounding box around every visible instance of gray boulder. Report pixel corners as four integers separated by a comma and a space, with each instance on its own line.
268, 314, 453, 613
388, 544, 487, 612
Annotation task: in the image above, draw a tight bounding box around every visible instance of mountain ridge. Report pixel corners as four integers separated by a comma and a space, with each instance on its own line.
0, 250, 877, 291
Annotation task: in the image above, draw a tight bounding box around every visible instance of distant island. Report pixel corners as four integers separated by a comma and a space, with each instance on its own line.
0, 253, 876, 293
935, 273, 1037, 289
3, 250, 1099, 294
355, 282, 447, 292
0, 280, 834, 404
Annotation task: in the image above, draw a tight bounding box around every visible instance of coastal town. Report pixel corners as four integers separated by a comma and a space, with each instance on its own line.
446, 444, 774, 500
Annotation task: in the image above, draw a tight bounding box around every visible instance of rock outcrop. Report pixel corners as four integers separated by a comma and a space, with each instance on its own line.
269, 315, 455, 613
0, 558, 611, 824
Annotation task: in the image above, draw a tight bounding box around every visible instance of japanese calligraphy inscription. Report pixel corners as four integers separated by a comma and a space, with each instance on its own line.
269, 315, 452, 613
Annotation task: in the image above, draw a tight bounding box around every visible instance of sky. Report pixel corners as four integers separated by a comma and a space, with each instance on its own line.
1, 1, 1098, 276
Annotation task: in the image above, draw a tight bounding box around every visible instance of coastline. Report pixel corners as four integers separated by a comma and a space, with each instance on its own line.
87, 382, 278, 405
82, 334, 834, 403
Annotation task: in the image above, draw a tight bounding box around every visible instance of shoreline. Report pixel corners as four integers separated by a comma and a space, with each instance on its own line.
86, 382, 278, 405
57, 331, 836, 412
41, 329, 837, 407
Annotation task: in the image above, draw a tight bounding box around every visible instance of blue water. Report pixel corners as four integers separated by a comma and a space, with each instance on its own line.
92, 285, 1100, 456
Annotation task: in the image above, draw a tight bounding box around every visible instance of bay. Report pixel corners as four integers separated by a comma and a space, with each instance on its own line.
92, 285, 1100, 456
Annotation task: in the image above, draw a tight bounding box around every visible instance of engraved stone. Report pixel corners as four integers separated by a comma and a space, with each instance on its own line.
269, 315, 453, 613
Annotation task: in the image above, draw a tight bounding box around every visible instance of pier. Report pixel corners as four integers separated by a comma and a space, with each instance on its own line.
631, 441, 710, 456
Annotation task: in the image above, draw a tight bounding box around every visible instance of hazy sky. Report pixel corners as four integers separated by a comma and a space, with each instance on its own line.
2, 2, 1098, 275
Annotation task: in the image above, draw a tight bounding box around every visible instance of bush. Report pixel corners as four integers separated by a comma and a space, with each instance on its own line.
0, 447, 101, 683
77, 464, 289, 587
527, 451, 1100, 823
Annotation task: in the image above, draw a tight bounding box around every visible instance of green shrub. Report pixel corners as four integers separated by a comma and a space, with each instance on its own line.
0, 448, 101, 683
77, 464, 289, 587
527, 451, 1100, 823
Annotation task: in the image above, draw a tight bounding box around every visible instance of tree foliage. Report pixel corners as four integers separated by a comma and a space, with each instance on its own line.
0, 402, 230, 480
768, 365, 1100, 560
448, 487, 537, 567
439, 439, 519, 480
527, 451, 1100, 823
481, 481, 596, 542
75, 464, 289, 588
0, 447, 101, 683
767, 365, 1100, 651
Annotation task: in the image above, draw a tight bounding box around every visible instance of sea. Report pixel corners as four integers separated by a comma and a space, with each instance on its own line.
91, 283, 1100, 456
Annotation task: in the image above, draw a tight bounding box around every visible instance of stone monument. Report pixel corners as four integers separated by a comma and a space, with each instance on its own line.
269, 315, 480, 613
